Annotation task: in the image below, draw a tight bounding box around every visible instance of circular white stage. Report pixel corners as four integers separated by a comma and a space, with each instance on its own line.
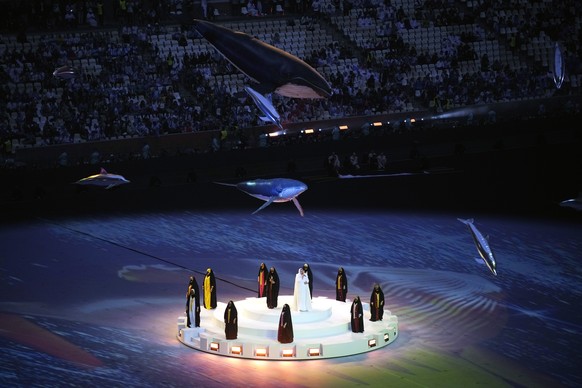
177, 295, 398, 360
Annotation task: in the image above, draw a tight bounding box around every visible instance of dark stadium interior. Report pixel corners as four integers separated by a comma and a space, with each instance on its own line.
1, 1, 581, 387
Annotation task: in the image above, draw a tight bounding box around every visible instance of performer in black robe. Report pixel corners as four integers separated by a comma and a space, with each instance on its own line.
186, 275, 200, 327
302, 263, 313, 299
257, 262, 267, 298
266, 266, 280, 309
277, 304, 294, 343
203, 268, 217, 309
350, 296, 364, 333
369, 283, 385, 322
224, 300, 238, 340
335, 267, 348, 302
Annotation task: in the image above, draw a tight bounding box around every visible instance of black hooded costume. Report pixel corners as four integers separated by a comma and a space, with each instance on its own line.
302, 263, 313, 299
350, 296, 364, 333
266, 266, 280, 309
277, 304, 294, 343
224, 300, 238, 340
186, 276, 200, 327
369, 284, 385, 322
335, 267, 348, 302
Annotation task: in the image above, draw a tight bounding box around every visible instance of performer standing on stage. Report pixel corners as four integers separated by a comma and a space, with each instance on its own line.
369, 283, 385, 321
303, 263, 313, 299
186, 275, 200, 327
203, 268, 217, 309
293, 268, 312, 312
335, 267, 348, 302
277, 304, 294, 343
187, 275, 197, 295
257, 262, 267, 298
266, 266, 280, 309
350, 296, 364, 333
224, 300, 238, 340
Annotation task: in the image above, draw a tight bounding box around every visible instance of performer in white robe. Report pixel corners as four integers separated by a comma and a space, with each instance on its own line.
293, 268, 312, 312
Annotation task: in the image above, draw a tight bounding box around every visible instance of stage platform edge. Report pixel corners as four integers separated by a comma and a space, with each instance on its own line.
177, 295, 398, 360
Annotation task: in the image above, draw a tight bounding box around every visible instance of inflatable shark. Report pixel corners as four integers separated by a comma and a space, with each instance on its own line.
553, 42, 565, 89
559, 195, 582, 211
458, 218, 497, 276
244, 86, 283, 130
216, 178, 308, 216
74, 168, 130, 189
53, 65, 77, 80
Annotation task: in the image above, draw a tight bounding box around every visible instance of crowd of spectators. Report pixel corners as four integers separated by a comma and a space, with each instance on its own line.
1, 0, 580, 157
330, 0, 580, 112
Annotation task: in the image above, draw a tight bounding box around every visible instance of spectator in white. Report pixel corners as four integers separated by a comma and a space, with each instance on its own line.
350, 152, 360, 170
87, 8, 98, 27
256, 0, 263, 14
332, 125, 340, 141
328, 152, 340, 175
90, 149, 101, 165
247, 0, 258, 16
377, 152, 387, 170
311, 0, 322, 14
142, 143, 151, 159
487, 109, 497, 124
201, 0, 208, 18
409, 17, 420, 29
58, 151, 69, 167
212, 136, 220, 151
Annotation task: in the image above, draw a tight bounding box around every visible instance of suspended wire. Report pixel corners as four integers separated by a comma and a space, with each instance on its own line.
39, 217, 256, 294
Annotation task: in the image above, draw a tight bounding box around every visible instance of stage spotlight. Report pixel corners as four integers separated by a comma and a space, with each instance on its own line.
304, 128, 314, 134
282, 349, 294, 357
372, 122, 382, 126
308, 348, 321, 357
339, 125, 348, 130
231, 345, 242, 355
368, 339, 377, 348
210, 342, 219, 351
255, 348, 267, 357
384, 333, 389, 342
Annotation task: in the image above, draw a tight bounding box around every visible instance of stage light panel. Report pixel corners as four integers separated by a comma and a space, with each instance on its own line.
210, 342, 219, 351
282, 349, 294, 357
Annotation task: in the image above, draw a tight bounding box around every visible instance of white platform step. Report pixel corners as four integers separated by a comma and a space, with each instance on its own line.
178, 295, 398, 360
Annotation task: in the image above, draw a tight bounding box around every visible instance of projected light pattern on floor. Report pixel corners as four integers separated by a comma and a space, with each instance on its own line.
1, 211, 581, 387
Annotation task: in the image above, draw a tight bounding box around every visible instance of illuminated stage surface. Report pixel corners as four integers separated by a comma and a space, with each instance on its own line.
177, 295, 398, 359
